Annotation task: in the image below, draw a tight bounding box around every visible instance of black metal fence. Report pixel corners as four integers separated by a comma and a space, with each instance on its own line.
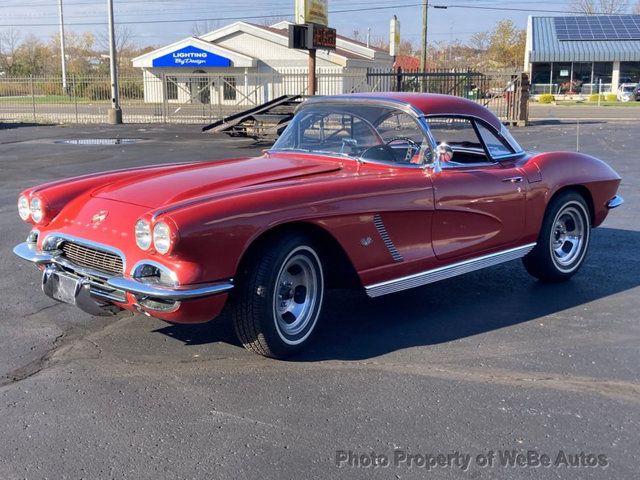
366, 68, 529, 125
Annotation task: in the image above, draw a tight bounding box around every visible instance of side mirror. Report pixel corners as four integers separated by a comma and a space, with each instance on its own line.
429, 142, 453, 173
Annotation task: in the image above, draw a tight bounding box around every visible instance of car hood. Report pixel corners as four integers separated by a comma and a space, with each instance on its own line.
92, 155, 344, 209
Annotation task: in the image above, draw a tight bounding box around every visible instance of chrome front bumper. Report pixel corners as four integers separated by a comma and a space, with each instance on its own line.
606, 195, 624, 209
14, 242, 233, 303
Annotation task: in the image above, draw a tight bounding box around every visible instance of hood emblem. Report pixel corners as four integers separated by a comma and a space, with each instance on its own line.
91, 210, 109, 225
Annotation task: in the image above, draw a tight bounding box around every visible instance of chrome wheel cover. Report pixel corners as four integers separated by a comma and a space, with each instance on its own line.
550, 202, 588, 272
272, 247, 323, 345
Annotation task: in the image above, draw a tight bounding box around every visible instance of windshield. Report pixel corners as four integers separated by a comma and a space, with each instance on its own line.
272, 104, 430, 166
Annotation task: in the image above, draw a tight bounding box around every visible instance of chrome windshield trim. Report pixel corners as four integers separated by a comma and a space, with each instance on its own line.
365, 243, 536, 297
273, 97, 435, 169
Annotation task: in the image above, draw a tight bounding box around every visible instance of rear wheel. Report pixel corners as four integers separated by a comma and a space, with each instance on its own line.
231, 233, 324, 358
523, 191, 591, 282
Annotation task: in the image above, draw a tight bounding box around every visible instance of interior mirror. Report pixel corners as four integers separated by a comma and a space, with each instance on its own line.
429, 142, 453, 172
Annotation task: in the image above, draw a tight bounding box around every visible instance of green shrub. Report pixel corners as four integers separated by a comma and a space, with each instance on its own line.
85, 82, 110, 101
120, 80, 143, 100
538, 93, 555, 104
588, 94, 606, 102
605, 93, 618, 102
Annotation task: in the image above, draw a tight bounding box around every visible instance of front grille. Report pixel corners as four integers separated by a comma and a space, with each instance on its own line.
60, 241, 123, 277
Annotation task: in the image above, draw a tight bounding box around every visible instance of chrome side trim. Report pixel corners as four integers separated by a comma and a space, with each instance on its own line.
373, 214, 403, 262
365, 243, 536, 298
606, 195, 624, 209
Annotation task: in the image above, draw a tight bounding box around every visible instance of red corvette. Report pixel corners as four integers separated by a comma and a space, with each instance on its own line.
14, 93, 623, 358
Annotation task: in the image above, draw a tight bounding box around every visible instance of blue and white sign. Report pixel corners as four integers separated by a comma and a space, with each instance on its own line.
152, 45, 232, 68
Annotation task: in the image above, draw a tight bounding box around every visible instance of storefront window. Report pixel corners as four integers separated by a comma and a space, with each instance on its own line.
531, 63, 551, 84
620, 62, 640, 84
592, 62, 613, 85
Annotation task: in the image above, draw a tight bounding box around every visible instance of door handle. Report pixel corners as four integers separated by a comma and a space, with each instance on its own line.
501, 176, 523, 183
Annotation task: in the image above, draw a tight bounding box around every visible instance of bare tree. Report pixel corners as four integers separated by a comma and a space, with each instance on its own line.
96, 24, 136, 70
468, 31, 489, 52
191, 20, 221, 37
570, 0, 629, 14
0, 28, 21, 74
634, 0, 640, 12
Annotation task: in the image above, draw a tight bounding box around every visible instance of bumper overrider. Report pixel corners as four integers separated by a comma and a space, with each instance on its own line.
13, 239, 233, 318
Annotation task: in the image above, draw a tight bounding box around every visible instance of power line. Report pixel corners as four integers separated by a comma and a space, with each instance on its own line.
1, 3, 426, 27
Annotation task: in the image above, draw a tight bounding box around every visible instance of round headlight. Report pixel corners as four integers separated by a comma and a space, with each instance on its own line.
153, 221, 172, 255
135, 219, 152, 250
18, 195, 30, 221
30, 197, 44, 223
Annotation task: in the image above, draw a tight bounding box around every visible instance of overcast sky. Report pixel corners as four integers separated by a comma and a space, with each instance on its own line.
1, 0, 579, 49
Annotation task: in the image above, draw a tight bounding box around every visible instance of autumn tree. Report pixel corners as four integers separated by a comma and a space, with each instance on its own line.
12, 34, 53, 75
49, 31, 97, 75
487, 20, 526, 68
0, 28, 21, 75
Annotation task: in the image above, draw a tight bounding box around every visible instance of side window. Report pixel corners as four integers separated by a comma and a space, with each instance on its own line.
475, 123, 514, 158
427, 117, 489, 165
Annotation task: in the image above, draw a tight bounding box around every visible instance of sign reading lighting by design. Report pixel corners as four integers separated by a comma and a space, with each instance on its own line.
152, 46, 232, 68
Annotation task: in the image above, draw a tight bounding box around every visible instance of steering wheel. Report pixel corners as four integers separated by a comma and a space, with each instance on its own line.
386, 137, 421, 163
360, 144, 398, 162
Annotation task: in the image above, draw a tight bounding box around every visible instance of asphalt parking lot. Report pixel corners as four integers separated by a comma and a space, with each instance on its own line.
0, 120, 638, 479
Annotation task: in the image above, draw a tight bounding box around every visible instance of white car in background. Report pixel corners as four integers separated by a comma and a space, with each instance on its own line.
617, 83, 638, 102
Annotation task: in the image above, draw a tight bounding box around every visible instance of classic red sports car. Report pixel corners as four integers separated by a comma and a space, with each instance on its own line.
14, 93, 623, 358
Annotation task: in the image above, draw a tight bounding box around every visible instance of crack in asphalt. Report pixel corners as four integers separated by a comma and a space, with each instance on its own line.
0, 332, 66, 388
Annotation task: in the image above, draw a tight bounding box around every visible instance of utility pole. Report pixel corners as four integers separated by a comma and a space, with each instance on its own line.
58, 0, 67, 92
107, 0, 122, 124
419, 0, 428, 92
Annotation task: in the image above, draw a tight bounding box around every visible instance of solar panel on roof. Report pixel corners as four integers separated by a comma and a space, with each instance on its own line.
554, 15, 640, 41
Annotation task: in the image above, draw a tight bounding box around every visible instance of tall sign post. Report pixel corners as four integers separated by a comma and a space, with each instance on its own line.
290, 0, 334, 95
389, 16, 400, 59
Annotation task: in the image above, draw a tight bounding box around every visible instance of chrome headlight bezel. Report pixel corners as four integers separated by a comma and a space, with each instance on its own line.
135, 219, 152, 250
29, 197, 44, 223
18, 195, 30, 221
152, 221, 172, 255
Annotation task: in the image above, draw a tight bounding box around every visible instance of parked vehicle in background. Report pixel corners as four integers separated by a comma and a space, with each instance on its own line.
13, 93, 623, 358
617, 83, 638, 102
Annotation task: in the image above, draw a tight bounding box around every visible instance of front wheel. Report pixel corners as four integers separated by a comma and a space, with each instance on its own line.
523, 192, 591, 282
231, 234, 324, 358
